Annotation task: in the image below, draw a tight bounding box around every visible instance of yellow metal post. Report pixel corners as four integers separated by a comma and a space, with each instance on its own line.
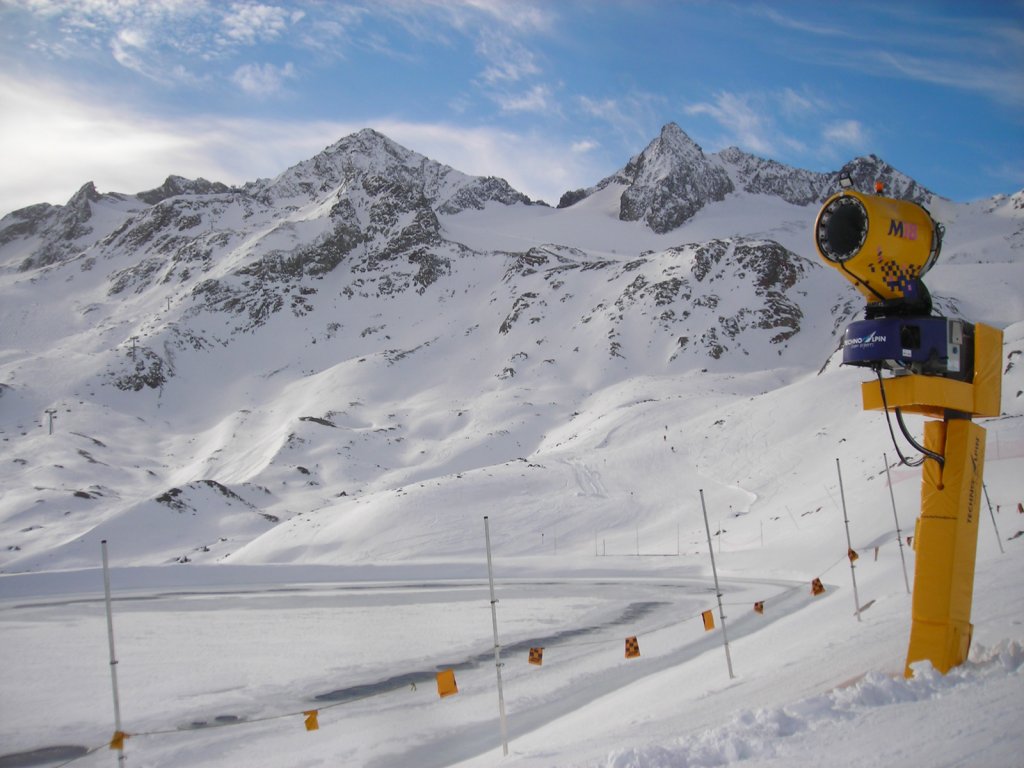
904, 418, 985, 675
859, 323, 1001, 676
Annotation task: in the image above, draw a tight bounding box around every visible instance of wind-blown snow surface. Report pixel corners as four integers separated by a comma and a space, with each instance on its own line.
1, 130, 1023, 766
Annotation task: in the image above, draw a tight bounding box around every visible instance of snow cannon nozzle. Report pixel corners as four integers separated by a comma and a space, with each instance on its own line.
814, 189, 942, 318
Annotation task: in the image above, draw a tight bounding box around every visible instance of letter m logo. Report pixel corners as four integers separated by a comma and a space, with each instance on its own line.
888, 219, 905, 238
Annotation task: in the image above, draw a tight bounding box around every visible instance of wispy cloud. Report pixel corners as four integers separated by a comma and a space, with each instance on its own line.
823, 119, 869, 150
684, 92, 782, 156
578, 92, 665, 149
749, 3, 1024, 109
491, 84, 554, 114
377, 119, 600, 205
9, 1, 307, 85
429, 0, 555, 35
109, 27, 151, 76
750, 6, 851, 39
476, 33, 541, 85
220, 3, 297, 45
873, 50, 1024, 109
0, 73, 596, 214
682, 88, 876, 162
231, 61, 297, 97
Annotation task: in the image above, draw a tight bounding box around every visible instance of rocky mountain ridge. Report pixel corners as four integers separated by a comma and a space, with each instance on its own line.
559, 123, 935, 233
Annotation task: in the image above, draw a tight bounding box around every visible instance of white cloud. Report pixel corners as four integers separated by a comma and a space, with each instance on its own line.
778, 87, 818, 119
874, 50, 1024, 109
493, 84, 553, 114
0, 74, 596, 215
476, 33, 541, 85
109, 27, 150, 76
823, 119, 869, 149
221, 2, 292, 45
685, 92, 776, 156
578, 92, 664, 147
571, 139, 598, 154
231, 61, 296, 97
0, 76, 219, 213
374, 120, 600, 205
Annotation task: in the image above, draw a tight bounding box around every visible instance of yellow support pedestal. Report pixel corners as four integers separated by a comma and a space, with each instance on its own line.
904, 418, 985, 676
858, 323, 1002, 677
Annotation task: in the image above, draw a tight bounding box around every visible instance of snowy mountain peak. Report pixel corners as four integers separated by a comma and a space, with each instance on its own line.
246, 128, 535, 214
836, 154, 935, 204
607, 122, 735, 233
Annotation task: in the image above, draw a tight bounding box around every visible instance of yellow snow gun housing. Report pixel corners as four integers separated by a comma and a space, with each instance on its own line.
813, 182, 1004, 679
814, 189, 943, 318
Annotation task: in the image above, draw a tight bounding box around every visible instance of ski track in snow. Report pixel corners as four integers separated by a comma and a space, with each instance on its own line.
365, 577, 813, 768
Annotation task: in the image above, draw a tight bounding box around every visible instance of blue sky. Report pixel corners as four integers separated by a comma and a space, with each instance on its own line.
0, 1, 1021, 216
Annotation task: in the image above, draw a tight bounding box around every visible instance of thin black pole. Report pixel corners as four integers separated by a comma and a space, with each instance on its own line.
883, 453, 911, 593
699, 490, 735, 679
836, 459, 862, 621
483, 517, 509, 756
982, 483, 1005, 555
102, 540, 127, 765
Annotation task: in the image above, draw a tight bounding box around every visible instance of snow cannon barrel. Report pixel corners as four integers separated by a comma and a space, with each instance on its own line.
814, 189, 943, 313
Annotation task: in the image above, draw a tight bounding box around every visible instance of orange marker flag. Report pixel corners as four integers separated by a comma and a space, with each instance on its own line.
109, 731, 129, 751
753, 601, 764, 615
528, 647, 544, 666
303, 710, 319, 732
702, 610, 715, 631
437, 668, 458, 698
811, 578, 826, 596
848, 548, 859, 563
625, 636, 640, 659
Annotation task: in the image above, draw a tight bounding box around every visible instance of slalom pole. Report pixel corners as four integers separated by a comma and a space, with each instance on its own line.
835, 459, 862, 621
982, 483, 1005, 555
101, 540, 127, 765
883, 453, 911, 593
699, 490, 735, 679
483, 517, 509, 757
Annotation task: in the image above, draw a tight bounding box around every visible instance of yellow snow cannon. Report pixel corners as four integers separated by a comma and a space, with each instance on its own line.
814, 188, 942, 316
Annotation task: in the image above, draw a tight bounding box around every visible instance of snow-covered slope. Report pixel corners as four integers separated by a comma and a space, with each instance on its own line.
0, 125, 1021, 571
0, 123, 1022, 768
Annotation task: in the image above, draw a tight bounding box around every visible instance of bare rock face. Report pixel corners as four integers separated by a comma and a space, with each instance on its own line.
615, 123, 735, 233
561, 123, 938, 231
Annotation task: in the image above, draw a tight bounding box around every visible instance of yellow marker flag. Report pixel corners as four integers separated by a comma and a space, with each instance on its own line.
437, 668, 458, 698
303, 710, 319, 732
109, 731, 128, 751
528, 647, 544, 666
702, 610, 715, 631
625, 636, 640, 659
811, 578, 825, 596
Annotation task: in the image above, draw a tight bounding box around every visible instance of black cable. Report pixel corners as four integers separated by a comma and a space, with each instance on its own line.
896, 407, 945, 466
873, 368, 943, 468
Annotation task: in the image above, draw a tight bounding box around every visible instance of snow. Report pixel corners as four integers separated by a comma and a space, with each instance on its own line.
1, 147, 1023, 766
2, 390, 1022, 767
2, 520, 1022, 767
